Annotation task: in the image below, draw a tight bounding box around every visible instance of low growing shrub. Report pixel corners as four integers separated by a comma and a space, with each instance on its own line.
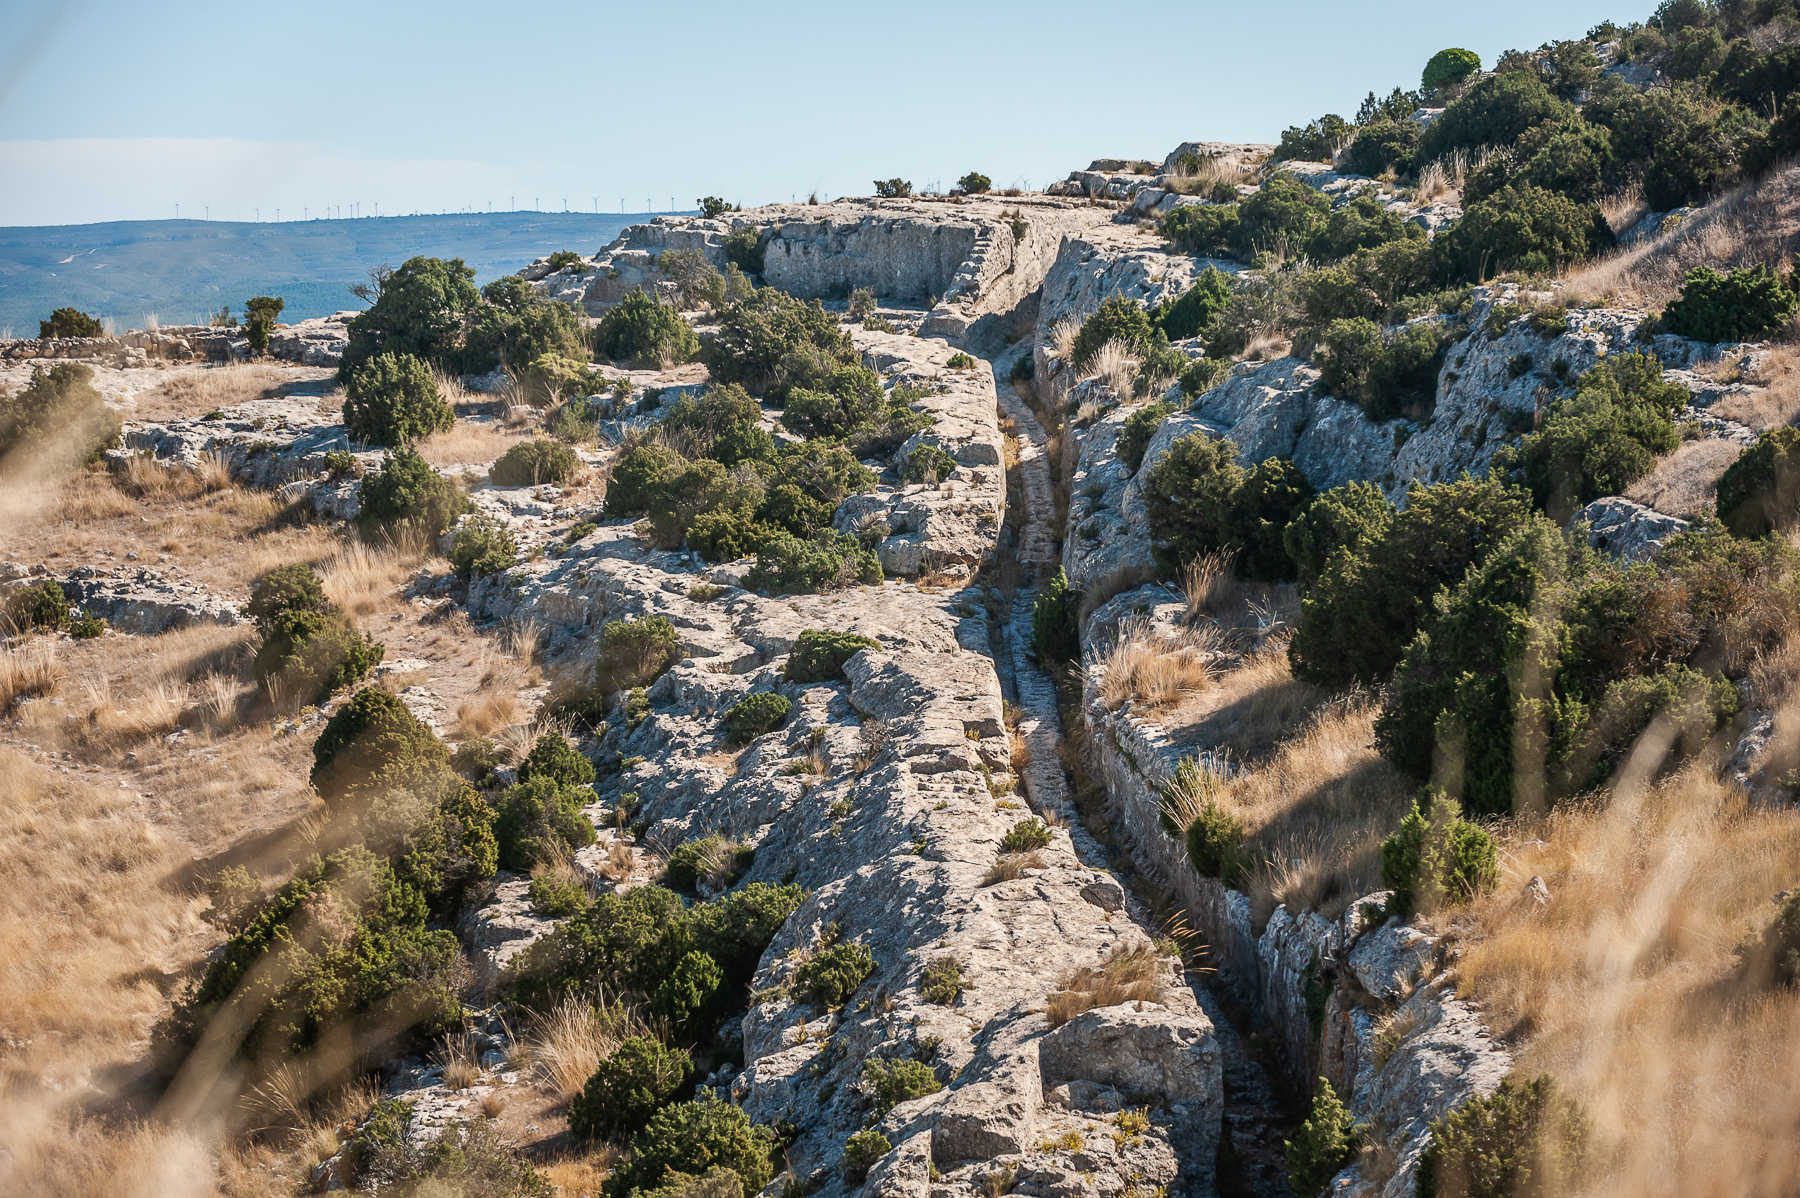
795, 942, 875, 1008
605, 1096, 777, 1198
355, 448, 472, 545
594, 616, 680, 693
594, 289, 699, 368
1031, 568, 1081, 663
344, 351, 454, 447
1379, 790, 1497, 919
448, 514, 518, 581
571, 1037, 695, 1143
860, 1057, 941, 1116
785, 629, 879, 682
1285, 1078, 1360, 1197
1, 362, 119, 466
1416, 1076, 1587, 1198
999, 818, 1052, 853
745, 531, 881, 595
1659, 264, 1797, 343
252, 608, 383, 704
1717, 426, 1800, 536
491, 438, 580, 486
1117, 400, 1175, 474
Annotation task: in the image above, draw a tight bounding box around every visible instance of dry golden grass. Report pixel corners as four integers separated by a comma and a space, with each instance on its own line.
1415, 148, 1491, 204
1096, 617, 1218, 709
982, 850, 1044, 886
522, 997, 658, 1103
114, 451, 234, 500
1164, 154, 1256, 196
1622, 437, 1742, 519
416, 417, 530, 469
1565, 164, 1800, 309
1457, 764, 1800, 1198
1707, 340, 1800, 430
0, 638, 63, 713
1600, 183, 1649, 238
1045, 943, 1168, 1026
1088, 338, 1140, 394
1049, 318, 1080, 364
132, 363, 322, 423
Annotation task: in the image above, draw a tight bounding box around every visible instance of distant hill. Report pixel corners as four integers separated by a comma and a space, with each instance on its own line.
0, 211, 672, 336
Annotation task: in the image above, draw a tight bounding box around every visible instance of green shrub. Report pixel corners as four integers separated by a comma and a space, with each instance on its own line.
1232, 174, 1331, 261
920, 956, 965, 1005
1379, 790, 1498, 918
571, 1037, 694, 1143
310, 685, 451, 806
1000, 818, 1052, 853
252, 608, 383, 704
1557, 664, 1739, 797
723, 230, 764, 275
1661, 264, 1798, 343
1717, 426, 1800, 536
1155, 267, 1234, 342
1461, 118, 1614, 208
594, 616, 680, 694
594, 289, 699, 368
491, 438, 581, 487
1416, 1076, 1587, 1198
1342, 119, 1421, 177
339, 256, 482, 378
795, 941, 875, 1008
1185, 799, 1250, 886
1419, 71, 1572, 165
1144, 433, 1314, 580
1422, 47, 1481, 93
463, 275, 590, 376
785, 629, 879, 682
355, 448, 471, 545
1160, 203, 1241, 257
1284, 1078, 1360, 1197
1180, 356, 1229, 396
873, 179, 912, 198
495, 775, 597, 871
1313, 193, 1417, 261
861, 1057, 941, 1116
68, 612, 104, 639
843, 1129, 892, 1180
946, 351, 976, 369
659, 250, 729, 311
663, 835, 753, 893
243, 295, 284, 356
1316, 317, 1448, 420
957, 172, 992, 194
723, 692, 791, 744
246, 563, 328, 631
903, 443, 958, 484
547, 249, 584, 271
3, 579, 69, 633
1517, 352, 1685, 520
1289, 476, 1533, 686
529, 871, 589, 917
1274, 114, 1352, 163
1, 363, 119, 465
779, 364, 886, 441
605, 444, 686, 517
344, 351, 454, 448
663, 383, 777, 466
38, 307, 103, 339
1031, 567, 1081, 663
745, 531, 881, 595
1282, 480, 1393, 587
1117, 400, 1175, 474
1436, 184, 1610, 282
606, 1096, 776, 1198
518, 732, 595, 787
700, 287, 855, 400
687, 507, 781, 562
1592, 82, 1760, 212
1072, 296, 1158, 373
449, 514, 518, 581
651, 949, 727, 1034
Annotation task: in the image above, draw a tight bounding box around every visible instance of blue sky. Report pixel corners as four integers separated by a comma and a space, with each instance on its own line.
2, 0, 1637, 226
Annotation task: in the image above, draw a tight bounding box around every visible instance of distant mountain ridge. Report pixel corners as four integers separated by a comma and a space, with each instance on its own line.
0, 210, 674, 336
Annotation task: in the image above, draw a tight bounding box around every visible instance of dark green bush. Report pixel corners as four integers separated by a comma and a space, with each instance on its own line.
795, 941, 875, 1008
1155, 268, 1234, 342
495, 775, 597, 871
68, 612, 104, 639
491, 438, 581, 487
594, 289, 699, 368
1313, 194, 1418, 261
529, 871, 589, 917
1118, 400, 1175, 474
1717, 426, 1800, 536
340, 257, 482, 379
1380, 790, 1499, 918
785, 629, 880, 682
745, 531, 881, 595
957, 171, 992, 194
1273, 114, 1352, 162
3, 579, 69, 633
903, 443, 958, 484
651, 949, 727, 1033
1159, 203, 1241, 257
1461, 118, 1614, 207
605, 443, 686, 517
1661, 265, 1798, 343
1, 363, 119, 465
344, 352, 454, 448
1180, 356, 1230, 396
1419, 71, 1572, 165
1282, 480, 1393, 587
843, 1129, 892, 1180
1031, 567, 1081, 663
1436, 184, 1610, 282
571, 1037, 695, 1143
355, 448, 471, 545
664, 383, 777, 466
449, 514, 518, 580
1316, 317, 1449, 421
643, 458, 764, 550
1290, 476, 1533, 686
700, 287, 855, 400
659, 250, 728, 311
1185, 800, 1250, 886
1591, 82, 1760, 211
246, 563, 328, 631
722, 692, 790, 744
1517, 352, 1685, 520
663, 835, 753, 893
1000, 818, 1052, 853
606, 1096, 776, 1198
244, 295, 284, 356
252, 608, 383, 704
310, 685, 451, 806
1416, 1076, 1587, 1198
1741, 890, 1800, 989
1232, 174, 1331, 261
723, 230, 764, 275
1422, 47, 1481, 93
873, 179, 912, 198
594, 616, 680, 694
920, 956, 965, 1005
861, 1057, 942, 1115
1144, 433, 1313, 580
38, 307, 103, 339
463, 275, 590, 376
1342, 119, 1420, 177
518, 733, 595, 788
1072, 296, 1158, 373
547, 249, 584, 271
1285, 1078, 1360, 1197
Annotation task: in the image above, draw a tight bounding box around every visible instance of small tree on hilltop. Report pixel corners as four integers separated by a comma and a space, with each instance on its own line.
244, 296, 285, 356
38, 307, 104, 339
957, 171, 992, 195
874, 179, 913, 199
697, 196, 734, 219
1422, 47, 1482, 94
